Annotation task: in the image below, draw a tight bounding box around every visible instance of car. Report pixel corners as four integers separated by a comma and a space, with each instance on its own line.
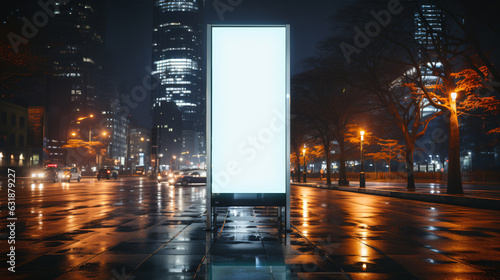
97, 168, 118, 180
157, 171, 170, 183
173, 170, 207, 186
60, 167, 81, 182
158, 170, 184, 183
32, 167, 61, 183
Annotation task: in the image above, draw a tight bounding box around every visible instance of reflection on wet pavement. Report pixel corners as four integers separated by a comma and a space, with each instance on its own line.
0, 178, 499, 279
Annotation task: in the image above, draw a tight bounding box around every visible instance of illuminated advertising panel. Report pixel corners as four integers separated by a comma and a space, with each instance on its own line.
207, 25, 290, 206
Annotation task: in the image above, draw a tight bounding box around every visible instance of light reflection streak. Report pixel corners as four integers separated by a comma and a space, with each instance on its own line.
360, 244, 369, 257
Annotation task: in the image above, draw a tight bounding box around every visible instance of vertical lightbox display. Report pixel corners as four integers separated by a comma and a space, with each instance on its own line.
207, 25, 290, 207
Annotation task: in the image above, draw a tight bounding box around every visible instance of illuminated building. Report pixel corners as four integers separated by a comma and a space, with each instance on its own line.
152, 101, 182, 170
151, 0, 205, 164
45, 0, 105, 143
127, 126, 151, 174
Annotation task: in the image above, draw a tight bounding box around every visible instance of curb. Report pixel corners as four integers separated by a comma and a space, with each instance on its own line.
292, 183, 500, 211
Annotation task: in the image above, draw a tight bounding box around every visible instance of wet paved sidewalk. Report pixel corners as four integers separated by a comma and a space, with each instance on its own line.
2, 178, 499, 279
297, 178, 500, 199
293, 178, 500, 210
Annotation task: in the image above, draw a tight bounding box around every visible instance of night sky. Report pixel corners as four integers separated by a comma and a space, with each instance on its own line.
104, 0, 350, 127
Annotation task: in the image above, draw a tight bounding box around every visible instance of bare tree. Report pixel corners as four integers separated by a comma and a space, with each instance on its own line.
293, 65, 367, 185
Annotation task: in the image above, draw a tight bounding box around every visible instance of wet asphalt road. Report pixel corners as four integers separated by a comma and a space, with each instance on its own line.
0, 177, 499, 279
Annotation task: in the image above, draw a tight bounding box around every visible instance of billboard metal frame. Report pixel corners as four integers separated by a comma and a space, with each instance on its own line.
206, 24, 290, 231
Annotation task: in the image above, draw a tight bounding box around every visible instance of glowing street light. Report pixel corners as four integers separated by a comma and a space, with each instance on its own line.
451, 92, 457, 102
173, 155, 178, 170
77, 114, 94, 121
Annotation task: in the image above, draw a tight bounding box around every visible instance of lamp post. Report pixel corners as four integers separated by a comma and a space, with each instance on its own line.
97, 131, 107, 168
303, 145, 307, 183
158, 154, 163, 172
67, 114, 94, 141
360, 130, 365, 188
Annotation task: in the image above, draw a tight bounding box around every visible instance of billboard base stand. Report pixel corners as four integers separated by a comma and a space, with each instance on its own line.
277, 206, 292, 233
204, 206, 217, 232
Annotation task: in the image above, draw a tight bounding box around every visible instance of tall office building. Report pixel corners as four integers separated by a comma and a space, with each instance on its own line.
152, 101, 182, 169
44, 0, 106, 165
127, 126, 151, 174
414, 3, 445, 83
414, 3, 445, 117
151, 0, 205, 168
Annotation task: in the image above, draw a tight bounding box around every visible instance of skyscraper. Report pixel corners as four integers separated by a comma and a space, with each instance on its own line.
43, 0, 106, 165
414, 3, 445, 117
151, 0, 205, 169
414, 3, 445, 84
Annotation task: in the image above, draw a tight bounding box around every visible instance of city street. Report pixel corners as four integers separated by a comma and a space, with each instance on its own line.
1, 177, 499, 279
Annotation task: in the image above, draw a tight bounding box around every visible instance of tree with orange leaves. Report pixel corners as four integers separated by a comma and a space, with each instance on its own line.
63, 139, 105, 167
365, 138, 405, 175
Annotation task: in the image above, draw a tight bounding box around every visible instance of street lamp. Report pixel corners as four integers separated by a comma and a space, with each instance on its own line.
158, 154, 163, 171
173, 155, 177, 170
360, 130, 365, 188
303, 145, 307, 183
451, 92, 457, 102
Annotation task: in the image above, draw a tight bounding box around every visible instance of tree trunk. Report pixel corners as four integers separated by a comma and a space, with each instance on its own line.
325, 141, 332, 186
295, 150, 301, 183
405, 143, 415, 190
338, 138, 347, 183
447, 111, 463, 194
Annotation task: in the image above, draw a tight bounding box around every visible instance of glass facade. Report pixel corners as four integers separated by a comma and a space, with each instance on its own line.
152, 0, 204, 160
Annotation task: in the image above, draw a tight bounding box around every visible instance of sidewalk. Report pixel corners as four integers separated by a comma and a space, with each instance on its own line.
293, 178, 500, 211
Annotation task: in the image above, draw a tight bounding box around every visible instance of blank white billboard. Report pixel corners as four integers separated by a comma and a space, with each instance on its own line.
210, 26, 289, 194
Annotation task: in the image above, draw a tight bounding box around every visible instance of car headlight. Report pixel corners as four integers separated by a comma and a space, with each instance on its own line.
38, 173, 44, 178
32, 173, 37, 177
169, 179, 174, 183
169, 174, 173, 177
157, 175, 162, 179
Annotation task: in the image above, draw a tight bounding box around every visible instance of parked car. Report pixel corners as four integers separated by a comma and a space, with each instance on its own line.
60, 167, 81, 182
32, 167, 62, 183
97, 168, 118, 180
173, 170, 207, 186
